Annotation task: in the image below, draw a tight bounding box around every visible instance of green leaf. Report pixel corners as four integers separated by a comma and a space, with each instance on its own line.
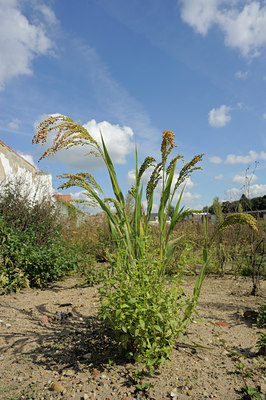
101, 133, 125, 205
139, 320, 145, 329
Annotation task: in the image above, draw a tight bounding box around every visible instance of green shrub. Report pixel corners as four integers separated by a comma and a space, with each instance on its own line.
0, 179, 85, 293
0, 216, 81, 293
0, 178, 61, 245
99, 244, 187, 370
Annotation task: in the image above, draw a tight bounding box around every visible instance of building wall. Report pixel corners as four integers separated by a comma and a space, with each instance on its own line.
0, 139, 53, 201
0, 140, 36, 180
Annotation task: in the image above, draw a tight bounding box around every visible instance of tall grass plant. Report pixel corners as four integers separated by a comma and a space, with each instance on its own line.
33, 115, 258, 369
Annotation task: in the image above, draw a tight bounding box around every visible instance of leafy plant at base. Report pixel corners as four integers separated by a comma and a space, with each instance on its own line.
255, 304, 266, 356
32, 115, 258, 370
256, 304, 266, 329
133, 369, 154, 393
241, 386, 263, 399
236, 363, 263, 399
256, 330, 266, 356
99, 244, 187, 369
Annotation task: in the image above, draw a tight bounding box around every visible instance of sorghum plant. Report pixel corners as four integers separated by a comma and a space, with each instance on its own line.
33, 115, 257, 369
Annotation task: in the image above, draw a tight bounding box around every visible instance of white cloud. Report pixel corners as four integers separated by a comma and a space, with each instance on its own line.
263, 113, 266, 119
235, 70, 248, 79
180, 1, 266, 58
225, 150, 266, 164
83, 119, 134, 164
70, 190, 87, 201
208, 105, 231, 127
232, 172, 257, 185
126, 167, 200, 204
225, 184, 266, 200
209, 156, 223, 164
179, 191, 201, 203
35, 4, 57, 25
35, 116, 134, 170
0, 0, 55, 90
248, 184, 266, 197
8, 118, 20, 130
215, 173, 224, 180
180, 0, 218, 36
225, 187, 241, 201
127, 168, 196, 192
17, 152, 37, 168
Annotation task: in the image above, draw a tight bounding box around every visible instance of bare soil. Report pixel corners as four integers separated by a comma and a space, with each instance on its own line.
0, 276, 265, 400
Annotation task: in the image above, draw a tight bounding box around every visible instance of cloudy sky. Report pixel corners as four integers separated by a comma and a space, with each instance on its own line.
0, 0, 266, 211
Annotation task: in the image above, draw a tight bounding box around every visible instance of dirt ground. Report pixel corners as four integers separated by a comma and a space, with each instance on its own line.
0, 275, 265, 400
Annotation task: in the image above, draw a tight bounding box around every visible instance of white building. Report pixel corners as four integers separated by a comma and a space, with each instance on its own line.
0, 139, 53, 202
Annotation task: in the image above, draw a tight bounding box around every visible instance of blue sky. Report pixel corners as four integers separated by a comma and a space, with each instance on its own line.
0, 0, 266, 211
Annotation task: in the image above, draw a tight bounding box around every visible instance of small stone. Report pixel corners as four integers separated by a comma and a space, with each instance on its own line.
215, 321, 228, 327
0, 356, 5, 361
40, 315, 49, 325
83, 353, 92, 359
49, 381, 65, 393
5, 323, 11, 328
64, 370, 74, 376
191, 348, 200, 354
55, 311, 62, 321
222, 350, 230, 356
170, 388, 178, 399
82, 395, 89, 400
93, 369, 101, 378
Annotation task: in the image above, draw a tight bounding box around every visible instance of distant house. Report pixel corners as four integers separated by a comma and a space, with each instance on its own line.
53, 193, 72, 218
149, 211, 216, 224
0, 139, 53, 201
149, 213, 171, 224
53, 193, 88, 225
183, 212, 216, 222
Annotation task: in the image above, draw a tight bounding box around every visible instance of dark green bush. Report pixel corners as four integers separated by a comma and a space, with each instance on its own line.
0, 179, 84, 293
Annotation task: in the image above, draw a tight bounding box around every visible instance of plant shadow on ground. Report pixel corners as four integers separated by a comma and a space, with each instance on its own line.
0, 292, 131, 376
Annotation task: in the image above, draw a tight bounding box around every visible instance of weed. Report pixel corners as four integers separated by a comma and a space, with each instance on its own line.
241, 385, 263, 399
236, 362, 263, 399
133, 370, 154, 393
256, 331, 266, 355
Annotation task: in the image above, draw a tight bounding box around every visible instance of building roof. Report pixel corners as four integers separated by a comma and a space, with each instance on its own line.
0, 139, 36, 170
53, 194, 71, 203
